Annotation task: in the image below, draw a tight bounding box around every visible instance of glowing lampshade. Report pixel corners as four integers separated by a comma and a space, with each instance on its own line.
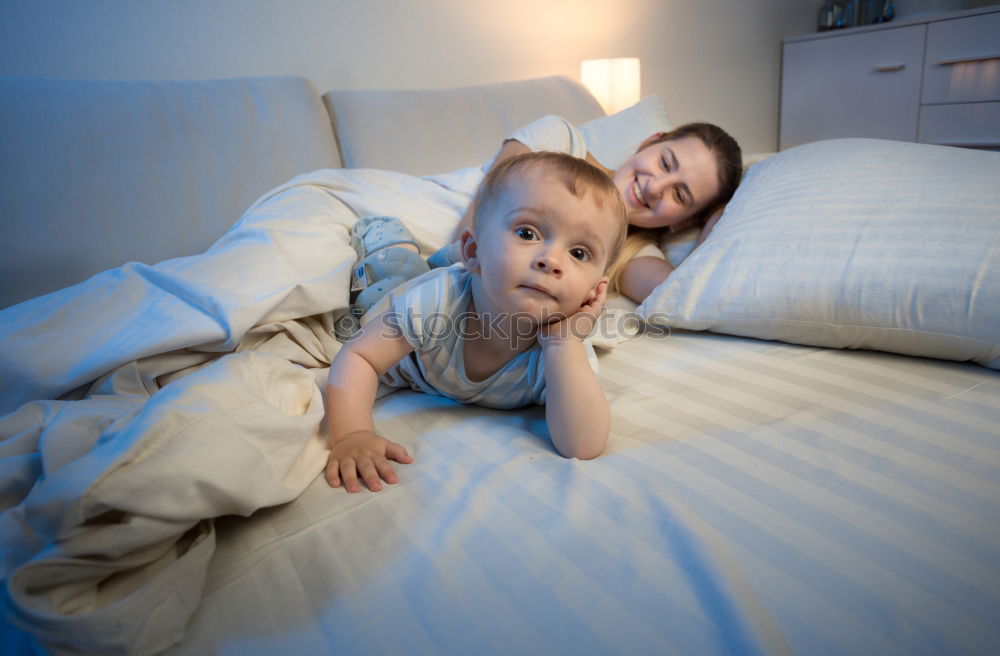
581, 57, 641, 114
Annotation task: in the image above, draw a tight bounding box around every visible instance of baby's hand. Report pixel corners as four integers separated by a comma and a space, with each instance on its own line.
538, 280, 608, 346
326, 430, 413, 493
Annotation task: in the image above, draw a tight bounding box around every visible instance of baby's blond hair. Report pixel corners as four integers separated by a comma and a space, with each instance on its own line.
472, 151, 628, 271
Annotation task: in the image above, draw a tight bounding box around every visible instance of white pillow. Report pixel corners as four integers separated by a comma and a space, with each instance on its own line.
578, 96, 671, 172
636, 138, 1000, 369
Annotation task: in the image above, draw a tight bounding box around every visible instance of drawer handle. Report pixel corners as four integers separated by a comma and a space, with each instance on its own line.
936, 54, 1000, 66
874, 64, 906, 73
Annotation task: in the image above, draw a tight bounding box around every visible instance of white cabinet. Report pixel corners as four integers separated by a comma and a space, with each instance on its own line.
780, 25, 925, 149
918, 11, 1000, 148
780, 7, 1000, 151
922, 11, 1000, 104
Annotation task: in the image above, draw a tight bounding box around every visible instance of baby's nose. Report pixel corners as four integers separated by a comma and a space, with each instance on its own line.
534, 254, 562, 275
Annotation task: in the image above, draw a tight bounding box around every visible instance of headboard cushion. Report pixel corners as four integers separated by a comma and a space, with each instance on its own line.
324, 75, 605, 176
0, 75, 341, 308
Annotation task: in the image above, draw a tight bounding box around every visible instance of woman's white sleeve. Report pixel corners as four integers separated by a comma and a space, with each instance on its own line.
635, 231, 702, 265
488, 115, 588, 166
634, 242, 667, 260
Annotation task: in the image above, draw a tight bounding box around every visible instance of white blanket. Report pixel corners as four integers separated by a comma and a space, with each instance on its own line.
0, 165, 481, 414
0, 165, 483, 655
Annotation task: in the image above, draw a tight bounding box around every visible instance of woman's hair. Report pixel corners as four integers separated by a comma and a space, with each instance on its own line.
606, 122, 743, 295
473, 151, 629, 270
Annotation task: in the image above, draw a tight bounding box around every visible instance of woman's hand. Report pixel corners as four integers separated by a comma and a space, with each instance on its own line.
538, 280, 608, 347
326, 430, 413, 493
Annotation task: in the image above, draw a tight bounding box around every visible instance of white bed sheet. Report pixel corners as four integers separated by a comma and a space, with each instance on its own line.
162, 331, 1000, 656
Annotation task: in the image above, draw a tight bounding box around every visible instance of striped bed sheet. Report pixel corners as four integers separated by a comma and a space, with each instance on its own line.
165, 330, 1000, 655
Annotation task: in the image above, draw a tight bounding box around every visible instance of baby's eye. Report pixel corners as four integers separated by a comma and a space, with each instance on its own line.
569, 247, 590, 261
516, 227, 538, 241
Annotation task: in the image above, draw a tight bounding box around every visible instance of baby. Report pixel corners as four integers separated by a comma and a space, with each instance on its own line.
325, 151, 628, 492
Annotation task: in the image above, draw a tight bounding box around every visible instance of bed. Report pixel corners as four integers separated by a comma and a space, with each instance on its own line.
1, 74, 998, 656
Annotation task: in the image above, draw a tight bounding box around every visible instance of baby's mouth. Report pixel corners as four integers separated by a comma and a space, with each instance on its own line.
521, 284, 556, 300
632, 178, 648, 208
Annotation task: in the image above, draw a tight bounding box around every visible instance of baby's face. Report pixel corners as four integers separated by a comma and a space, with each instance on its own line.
467, 165, 620, 322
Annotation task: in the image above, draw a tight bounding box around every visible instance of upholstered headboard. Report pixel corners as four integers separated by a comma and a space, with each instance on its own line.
323, 75, 605, 176
0, 75, 341, 308
0, 74, 606, 309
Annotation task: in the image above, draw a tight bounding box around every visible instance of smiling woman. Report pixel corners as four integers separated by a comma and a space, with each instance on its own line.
612, 134, 723, 231
603, 122, 743, 302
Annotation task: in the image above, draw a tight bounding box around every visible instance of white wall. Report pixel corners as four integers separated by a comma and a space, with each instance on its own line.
0, 0, 819, 153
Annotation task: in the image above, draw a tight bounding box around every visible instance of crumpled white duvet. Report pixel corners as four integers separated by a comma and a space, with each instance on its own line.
0, 164, 482, 655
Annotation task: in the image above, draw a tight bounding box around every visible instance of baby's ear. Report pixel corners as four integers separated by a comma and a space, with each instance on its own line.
459, 230, 480, 273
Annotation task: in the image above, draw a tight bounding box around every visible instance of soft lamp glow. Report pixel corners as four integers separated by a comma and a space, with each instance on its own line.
581, 57, 641, 114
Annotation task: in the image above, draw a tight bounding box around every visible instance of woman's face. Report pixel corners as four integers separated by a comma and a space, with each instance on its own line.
612, 135, 721, 231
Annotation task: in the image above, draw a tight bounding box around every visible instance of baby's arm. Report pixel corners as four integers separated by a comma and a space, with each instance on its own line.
537, 281, 611, 460
326, 312, 415, 493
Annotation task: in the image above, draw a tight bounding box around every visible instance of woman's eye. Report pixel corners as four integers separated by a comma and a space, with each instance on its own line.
516, 227, 538, 241
570, 248, 589, 261
660, 155, 670, 172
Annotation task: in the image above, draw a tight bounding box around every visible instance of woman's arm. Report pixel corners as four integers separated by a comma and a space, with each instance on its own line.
618, 256, 675, 304
449, 138, 530, 241
620, 206, 727, 303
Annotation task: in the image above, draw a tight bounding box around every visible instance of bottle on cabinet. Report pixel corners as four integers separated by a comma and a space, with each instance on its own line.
818, 0, 893, 31
818, 1, 854, 31
860, 0, 894, 24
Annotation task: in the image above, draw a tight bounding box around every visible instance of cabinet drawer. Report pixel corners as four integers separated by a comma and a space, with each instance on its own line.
922, 11, 1000, 104
918, 101, 1000, 147
780, 25, 925, 150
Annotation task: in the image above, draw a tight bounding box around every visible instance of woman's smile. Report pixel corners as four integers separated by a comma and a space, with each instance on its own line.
627, 178, 645, 208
